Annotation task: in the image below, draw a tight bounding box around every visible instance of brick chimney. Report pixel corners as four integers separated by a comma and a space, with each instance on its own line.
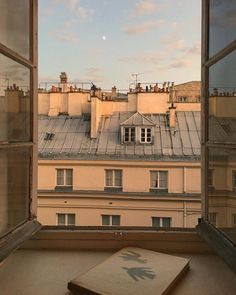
111, 86, 117, 98
59, 72, 68, 92
168, 102, 176, 128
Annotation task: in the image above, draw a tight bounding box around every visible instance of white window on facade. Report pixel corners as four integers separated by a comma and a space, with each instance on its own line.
150, 171, 168, 189
102, 215, 120, 226
208, 213, 217, 226
57, 213, 76, 226
140, 128, 152, 143
105, 170, 122, 187
56, 169, 73, 186
124, 127, 135, 143
152, 217, 172, 227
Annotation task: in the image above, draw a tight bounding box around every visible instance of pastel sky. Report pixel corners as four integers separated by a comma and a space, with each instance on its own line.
39, 0, 201, 89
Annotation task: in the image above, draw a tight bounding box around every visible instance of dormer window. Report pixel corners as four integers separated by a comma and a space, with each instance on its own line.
141, 128, 152, 143
124, 127, 135, 143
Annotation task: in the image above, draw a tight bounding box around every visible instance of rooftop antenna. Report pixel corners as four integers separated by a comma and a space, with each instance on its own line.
131, 73, 143, 87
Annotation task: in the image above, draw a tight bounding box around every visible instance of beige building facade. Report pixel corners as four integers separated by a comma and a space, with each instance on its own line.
37, 75, 202, 227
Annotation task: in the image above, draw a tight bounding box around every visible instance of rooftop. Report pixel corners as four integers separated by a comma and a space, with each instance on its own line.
38, 111, 201, 160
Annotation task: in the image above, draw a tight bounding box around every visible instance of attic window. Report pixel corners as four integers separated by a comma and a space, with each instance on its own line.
44, 132, 55, 140
140, 128, 152, 143
124, 127, 135, 142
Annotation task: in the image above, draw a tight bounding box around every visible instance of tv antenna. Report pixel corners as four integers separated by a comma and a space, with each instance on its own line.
131, 73, 143, 87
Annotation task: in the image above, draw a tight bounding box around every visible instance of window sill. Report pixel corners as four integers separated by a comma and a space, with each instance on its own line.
149, 188, 168, 193
55, 186, 73, 191
104, 187, 123, 192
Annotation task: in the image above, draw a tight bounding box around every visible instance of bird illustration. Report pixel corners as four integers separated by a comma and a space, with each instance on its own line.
119, 251, 147, 264
122, 266, 156, 282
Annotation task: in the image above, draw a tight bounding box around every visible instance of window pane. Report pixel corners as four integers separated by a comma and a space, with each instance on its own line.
112, 215, 120, 226
0, 147, 30, 238
150, 172, 158, 188
57, 214, 65, 225
67, 214, 75, 226
152, 217, 160, 227
0, 54, 31, 142
102, 215, 110, 226
209, 0, 236, 57
105, 170, 113, 186
124, 128, 129, 142
147, 128, 151, 142
66, 169, 73, 186
131, 128, 135, 142
162, 217, 171, 227
57, 169, 64, 185
0, 0, 30, 59
233, 172, 236, 189
208, 146, 236, 243
114, 170, 122, 187
159, 171, 168, 188
208, 50, 236, 143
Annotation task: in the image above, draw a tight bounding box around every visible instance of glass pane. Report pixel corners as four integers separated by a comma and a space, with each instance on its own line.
57, 170, 64, 185
114, 170, 122, 187
124, 128, 129, 142
163, 217, 171, 227
150, 172, 158, 188
152, 217, 160, 227
112, 215, 120, 226
105, 170, 113, 186
67, 214, 75, 226
159, 171, 168, 188
57, 214, 65, 225
0, 0, 30, 59
208, 50, 236, 143
208, 146, 236, 243
131, 128, 135, 142
0, 147, 30, 238
102, 215, 110, 226
209, 0, 236, 57
66, 169, 73, 186
0, 53, 31, 142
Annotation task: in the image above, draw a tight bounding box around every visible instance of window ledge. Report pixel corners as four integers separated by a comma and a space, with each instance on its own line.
55, 186, 73, 191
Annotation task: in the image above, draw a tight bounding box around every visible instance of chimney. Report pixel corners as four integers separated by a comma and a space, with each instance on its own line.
59, 72, 68, 92
111, 86, 117, 98
90, 95, 101, 138
168, 102, 176, 128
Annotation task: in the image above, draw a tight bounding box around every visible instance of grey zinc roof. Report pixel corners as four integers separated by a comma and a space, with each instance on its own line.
38, 111, 201, 160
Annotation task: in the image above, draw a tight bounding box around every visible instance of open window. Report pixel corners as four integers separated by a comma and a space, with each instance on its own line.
0, 0, 40, 262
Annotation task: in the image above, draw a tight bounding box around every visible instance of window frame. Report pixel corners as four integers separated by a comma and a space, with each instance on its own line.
152, 217, 172, 228
105, 169, 122, 188
101, 215, 120, 226
57, 213, 76, 226
140, 127, 152, 143
124, 127, 135, 143
150, 170, 168, 191
56, 168, 73, 187
0, 0, 41, 263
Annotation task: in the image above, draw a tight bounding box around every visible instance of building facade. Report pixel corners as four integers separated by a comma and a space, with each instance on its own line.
37, 76, 202, 227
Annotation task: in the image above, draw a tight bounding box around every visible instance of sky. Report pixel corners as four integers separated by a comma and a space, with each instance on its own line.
39, 0, 201, 90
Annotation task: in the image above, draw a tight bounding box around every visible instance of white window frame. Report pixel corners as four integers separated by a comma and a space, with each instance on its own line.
124, 127, 135, 143
56, 168, 73, 187
101, 215, 120, 226
105, 169, 122, 188
57, 213, 76, 226
140, 127, 152, 143
152, 217, 172, 227
150, 171, 168, 189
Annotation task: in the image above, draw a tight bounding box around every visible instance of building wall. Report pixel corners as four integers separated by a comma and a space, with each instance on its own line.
37, 195, 200, 227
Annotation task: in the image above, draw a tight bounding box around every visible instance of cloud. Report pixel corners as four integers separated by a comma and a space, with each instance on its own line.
51, 31, 80, 44
80, 67, 104, 83
133, 0, 157, 16
157, 59, 193, 71
165, 39, 187, 52
52, 0, 94, 22
187, 42, 201, 55
124, 20, 163, 35
119, 51, 165, 64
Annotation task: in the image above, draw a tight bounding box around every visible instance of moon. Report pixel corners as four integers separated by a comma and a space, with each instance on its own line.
102, 35, 106, 41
